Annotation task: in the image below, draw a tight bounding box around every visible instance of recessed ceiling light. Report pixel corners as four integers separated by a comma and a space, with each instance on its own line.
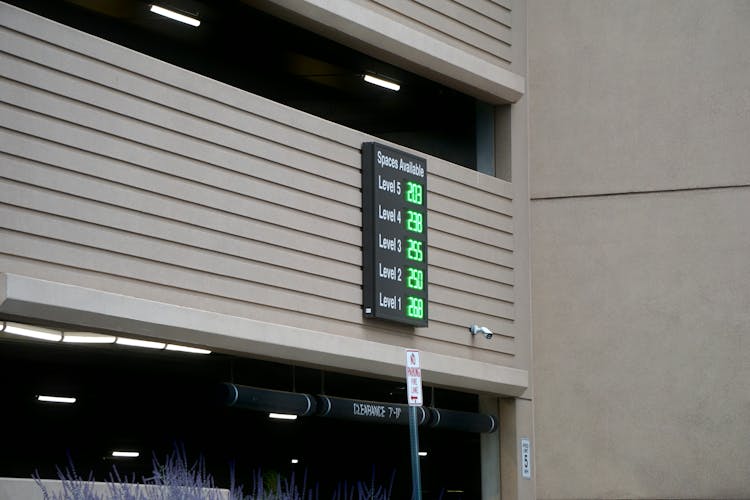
150, 5, 200, 27
63, 332, 116, 344
116, 337, 166, 349
165, 344, 211, 355
112, 451, 140, 458
364, 74, 400, 91
2, 322, 62, 342
37, 395, 77, 404
269, 413, 298, 421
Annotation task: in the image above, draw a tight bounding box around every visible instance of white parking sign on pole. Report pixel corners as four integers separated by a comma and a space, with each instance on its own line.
406, 350, 423, 406
405, 349, 423, 500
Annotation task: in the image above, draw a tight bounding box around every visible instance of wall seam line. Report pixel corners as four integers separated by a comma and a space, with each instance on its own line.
531, 183, 750, 201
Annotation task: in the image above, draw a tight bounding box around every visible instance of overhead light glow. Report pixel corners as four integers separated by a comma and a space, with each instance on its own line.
63, 332, 116, 344
116, 337, 166, 349
150, 5, 200, 27
165, 344, 211, 355
418, 451, 428, 457
291, 459, 299, 464
269, 413, 298, 421
364, 74, 400, 91
2, 322, 62, 342
37, 395, 76, 404
112, 451, 140, 458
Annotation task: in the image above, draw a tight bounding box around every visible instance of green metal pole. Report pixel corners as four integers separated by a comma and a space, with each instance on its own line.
408, 405, 423, 500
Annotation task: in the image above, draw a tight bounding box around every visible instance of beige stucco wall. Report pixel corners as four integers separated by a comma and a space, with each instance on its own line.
529, 0, 750, 197
0, 2, 529, 387
528, 1, 750, 498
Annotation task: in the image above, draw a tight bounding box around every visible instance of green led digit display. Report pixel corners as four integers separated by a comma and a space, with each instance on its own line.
406, 239, 423, 262
405, 210, 423, 233
362, 143, 427, 326
405, 182, 423, 205
406, 267, 424, 291
406, 296, 424, 319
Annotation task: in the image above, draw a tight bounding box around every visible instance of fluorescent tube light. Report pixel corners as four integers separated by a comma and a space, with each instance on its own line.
291, 459, 299, 464
112, 451, 140, 458
418, 451, 428, 457
3, 322, 62, 342
63, 332, 116, 344
364, 74, 400, 91
150, 5, 200, 27
165, 344, 211, 355
269, 413, 298, 420
116, 337, 165, 349
37, 395, 76, 404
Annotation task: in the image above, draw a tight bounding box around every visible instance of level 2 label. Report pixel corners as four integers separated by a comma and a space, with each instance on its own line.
378, 263, 401, 281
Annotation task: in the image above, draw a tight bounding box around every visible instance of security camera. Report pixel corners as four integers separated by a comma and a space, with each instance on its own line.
469, 324, 493, 340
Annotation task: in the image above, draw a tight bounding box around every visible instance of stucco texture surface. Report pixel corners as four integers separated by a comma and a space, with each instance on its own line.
528, 1, 750, 498
528, 0, 750, 198
531, 189, 750, 499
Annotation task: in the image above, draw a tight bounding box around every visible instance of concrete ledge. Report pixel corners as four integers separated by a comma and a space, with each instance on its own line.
0, 477, 230, 500
253, 0, 525, 104
0, 273, 528, 396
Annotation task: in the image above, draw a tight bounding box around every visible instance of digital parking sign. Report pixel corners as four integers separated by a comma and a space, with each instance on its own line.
362, 142, 428, 327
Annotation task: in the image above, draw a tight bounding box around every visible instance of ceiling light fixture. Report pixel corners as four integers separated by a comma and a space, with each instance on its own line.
63, 332, 117, 344
2, 322, 62, 342
165, 344, 211, 355
418, 451, 428, 457
37, 395, 77, 404
149, 5, 200, 27
112, 451, 140, 458
269, 413, 298, 421
116, 337, 166, 349
364, 74, 400, 91
291, 459, 299, 464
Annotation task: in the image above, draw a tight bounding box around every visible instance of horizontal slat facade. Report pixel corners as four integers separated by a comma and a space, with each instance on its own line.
0, 4, 520, 364
363, 0, 513, 66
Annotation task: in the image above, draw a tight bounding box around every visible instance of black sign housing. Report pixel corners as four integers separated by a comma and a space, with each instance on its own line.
362, 142, 428, 327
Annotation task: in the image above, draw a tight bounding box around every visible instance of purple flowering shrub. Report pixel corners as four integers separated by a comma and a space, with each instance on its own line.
34, 446, 394, 500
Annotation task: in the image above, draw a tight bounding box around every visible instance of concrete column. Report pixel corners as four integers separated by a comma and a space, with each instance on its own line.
500, 397, 535, 500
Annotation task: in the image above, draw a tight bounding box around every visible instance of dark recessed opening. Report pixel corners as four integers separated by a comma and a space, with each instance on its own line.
10, 0, 481, 170
0, 336, 482, 498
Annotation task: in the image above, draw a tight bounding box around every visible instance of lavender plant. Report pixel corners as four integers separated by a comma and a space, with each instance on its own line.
35, 447, 394, 500
34, 454, 100, 500
330, 467, 394, 500
34, 446, 225, 500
